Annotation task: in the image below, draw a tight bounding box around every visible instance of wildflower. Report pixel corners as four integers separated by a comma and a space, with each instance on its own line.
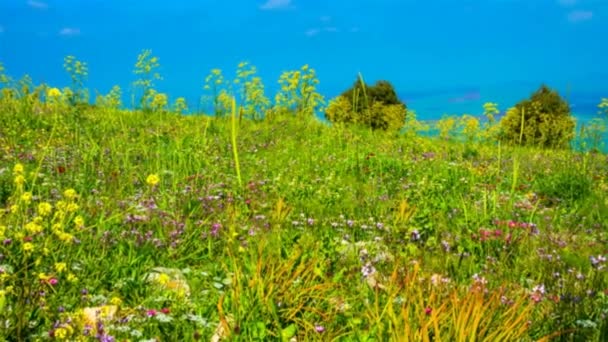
110, 297, 122, 306
156, 273, 170, 286
55, 262, 67, 273
530, 284, 545, 303
210, 223, 221, 237
13, 163, 24, 175
38, 202, 52, 216
63, 189, 78, 200
20, 192, 33, 204
314, 324, 325, 333
48, 278, 58, 286
14, 175, 25, 186
361, 263, 376, 278
441, 240, 450, 252
25, 222, 43, 234
146, 309, 157, 317
424, 307, 432, 316
57, 232, 74, 243
22, 242, 34, 253
47, 87, 62, 98
410, 229, 420, 241
161, 307, 170, 314
146, 174, 160, 186
591, 255, 606, 269
66, 203, 79, 212
54, 327, 68, 339
74, 215, 85, 228
55, 201, 67, 211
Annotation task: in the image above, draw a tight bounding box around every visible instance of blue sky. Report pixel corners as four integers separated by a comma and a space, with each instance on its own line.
0, 0, 606, 120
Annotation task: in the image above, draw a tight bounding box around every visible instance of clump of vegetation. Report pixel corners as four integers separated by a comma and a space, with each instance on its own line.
499, 84, 576, 149
0, 50, 607, 341
325, 76, 407, 131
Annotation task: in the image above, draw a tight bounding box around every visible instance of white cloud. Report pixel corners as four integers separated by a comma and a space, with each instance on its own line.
27, 0, 48, 10
567, 10, 593, 22
59, 27, 81, 36
260, 0, 292, 10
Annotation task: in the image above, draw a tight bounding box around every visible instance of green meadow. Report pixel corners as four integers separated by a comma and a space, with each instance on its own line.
0, 53, 607, 341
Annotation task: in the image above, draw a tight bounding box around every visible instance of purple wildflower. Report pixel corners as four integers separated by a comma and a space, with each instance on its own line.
410, 230, 420, 241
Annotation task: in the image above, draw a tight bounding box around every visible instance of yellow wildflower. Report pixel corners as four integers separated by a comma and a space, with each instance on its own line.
56, 201, 67, 211
38, 273, 51, 281
67, 273, 78, 283
38, 202, 52, 216
20, 192, 33, 204
13, 163, 24, 175
10, 204, 18, 213
13, 175, 25, 186
47, 87, 62, 98
58, 232, 74, 243
156, 273, 170, 285
66, 203, 79, 212
109, 296, 122, 306
54, 210, 66, 221
0, 225, 5, 238
63, 189, 77, 200
55, 262, 67, 273
73, 216, 84, 228
22, 242, 34, 253
25, 222, 42, 234
54, 327, 68, 339
146, 174, 160, 186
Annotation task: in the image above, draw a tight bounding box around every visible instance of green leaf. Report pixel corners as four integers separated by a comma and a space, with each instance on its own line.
281, 323, 297, 341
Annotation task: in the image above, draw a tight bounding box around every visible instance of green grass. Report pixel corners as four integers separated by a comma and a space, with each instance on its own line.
0, 93, 607, 341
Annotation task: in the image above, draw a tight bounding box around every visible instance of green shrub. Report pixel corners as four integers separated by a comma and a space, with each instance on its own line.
499, 84, 575, 149
324, 77, 407, 131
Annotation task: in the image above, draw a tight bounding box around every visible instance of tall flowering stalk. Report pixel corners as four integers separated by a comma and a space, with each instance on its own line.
132, 49, 162, 111
274, 64, 325, 117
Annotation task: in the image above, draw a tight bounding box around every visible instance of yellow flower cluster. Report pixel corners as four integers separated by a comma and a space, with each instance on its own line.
13, 163, 25, 187
47, 87, 62, 98
275, 64, 324, 117
150, 91, 168, 111
53, 324, 74, 340
38, 202, 52, 217
146, 173, 160, 186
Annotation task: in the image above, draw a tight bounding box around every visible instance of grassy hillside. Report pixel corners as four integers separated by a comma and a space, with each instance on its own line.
0, 95, 607, 341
